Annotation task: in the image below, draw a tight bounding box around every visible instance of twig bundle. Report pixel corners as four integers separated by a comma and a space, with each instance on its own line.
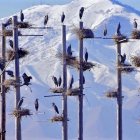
2, 30, 21, 36
66, 88, 80, 96
113, 35, 128, 43
119, 63, 135, 73
82, 61, 96, 71
51, 115, 64, 122
4, 78, 20, 88
131, 56, 140, 67
105, 90, 118, 98
50, 88, 64, 93
131, 30, 140, 39
12, 108, 32, 118
6, 49, 29, 61
17, 22, 32, 28
74, 28, 94, 39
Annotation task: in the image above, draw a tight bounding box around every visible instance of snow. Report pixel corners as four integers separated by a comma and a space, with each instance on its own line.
1, 0, 140, 139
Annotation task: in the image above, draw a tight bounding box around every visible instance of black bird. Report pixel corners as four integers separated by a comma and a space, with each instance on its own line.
83, 75, 85, 84
103, 25, 107, 36
52, 76, 58, 87
44, 15, 49, 26
58, 76, 62, 87
6, 70, 14, 77
85, 48, 88, 62
69, 75, 74, 89
79, 7, 84, 19
22, 73, 32, 86
134, 18, 138, 29
120, 53, 126, 64
35, 98, 39, 111
4, 18, 12, 27
61, 12, 65, 23
67, 44, 72, 56
52, 102, 59, 114
9, 40, 13, 48
17, 97, 25, 109
20, 10, 24, 22
117, 22, 121, 36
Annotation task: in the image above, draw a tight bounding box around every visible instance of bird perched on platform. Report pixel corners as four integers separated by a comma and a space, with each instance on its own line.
84, 48, 88, 62
52, 102, 59, 114
4, 18, 12, 27
20, 10, 24, 22
9, 40, 13, 48
61, 12, 65, 23
58, 76, 62, 87
44, 15, 49, 26
134, 18, 138, 29
103, 25, 107, 36
67, 44, 72, 56
79, 7, 84, 19
22, 73, 32, 86
119, 53, 126, 64
17, 97, 25, 109
35, 98, 39, 111
69, 75, 74, 89
52, 76, 58, 87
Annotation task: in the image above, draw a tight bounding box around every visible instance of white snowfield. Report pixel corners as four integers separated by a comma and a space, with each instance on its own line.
1, 0, 140, 139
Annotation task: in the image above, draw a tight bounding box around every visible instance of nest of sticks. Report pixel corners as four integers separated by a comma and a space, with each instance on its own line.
74, 28, 94, 39
12, 108, 32, 118
50, 88, 64, 93
131, 30, 140, 39
51, 115, 64, 122
6, 49, 29, 61
105, 90, 118, 98
119, 63, 135, 73
113, 35, 128, 43
66, 88, 81, 96
17, 22, 32, 28
4, 78, 20, 88
2, 30, 21, 36
131, 56, 140, 67
82, 61, 96, 71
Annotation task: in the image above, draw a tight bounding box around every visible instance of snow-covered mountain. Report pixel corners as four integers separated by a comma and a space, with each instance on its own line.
1, 0, 140, 139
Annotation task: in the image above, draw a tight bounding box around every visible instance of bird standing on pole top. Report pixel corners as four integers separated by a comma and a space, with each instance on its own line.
79, 7, 84, 20
67, 44, 72, 56
52, 102, 59, 114
52, 76, 58, 87
35, 99, 39, 111
117, 22, 121, 36
134, 18, 138, 29
20, 10, 24, 22
44, 15, 49, 26
58, 76, 62, 87
17, 97, 25, 109
61, 12, 65, 23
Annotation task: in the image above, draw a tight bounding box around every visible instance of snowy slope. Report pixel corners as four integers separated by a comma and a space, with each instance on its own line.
1, 0, 140, 139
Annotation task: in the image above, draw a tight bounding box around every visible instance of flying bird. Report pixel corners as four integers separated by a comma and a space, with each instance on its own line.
67, 44, 72, 56
69, 75, 74, 89
35, 98, 39, 111
103, 25, 107, 36
17, 97, 25, 109
134, 19, 138, 29
79, 7, 84, 19
44, 15, 49, 26
20, 10, 24, 22
52, 76, 58, 87
117, 22, 121, 36
6, 70, 14, 77
61, 12, 65, 23
9, 40, 13, 48
85, 48, 88, 62
52, 102, 59, 114
22, 73, 32, 86
58, 76, 62, 87
119, 53, 126, 64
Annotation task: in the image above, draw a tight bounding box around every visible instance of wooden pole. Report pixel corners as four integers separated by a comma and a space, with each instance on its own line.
116, 42, 122, 140
13, 16, 21, 140
62, 24, 68, 140
0, 24, 6, 140
78, 21, 83, 140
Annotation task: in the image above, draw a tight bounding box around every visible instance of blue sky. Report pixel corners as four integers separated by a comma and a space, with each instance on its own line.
0, 0, 140, 18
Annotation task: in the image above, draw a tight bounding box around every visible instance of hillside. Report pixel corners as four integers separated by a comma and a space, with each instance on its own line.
1, 0, 140, 139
